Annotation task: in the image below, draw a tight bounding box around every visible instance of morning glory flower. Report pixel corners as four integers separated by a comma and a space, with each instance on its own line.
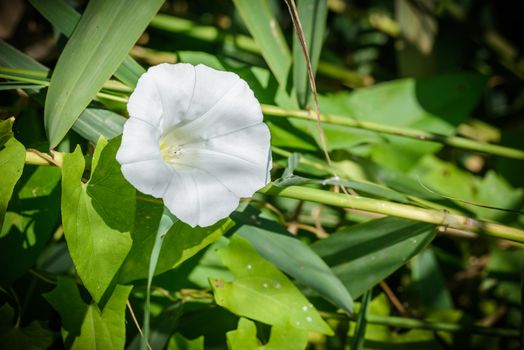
116, 63, 271, 227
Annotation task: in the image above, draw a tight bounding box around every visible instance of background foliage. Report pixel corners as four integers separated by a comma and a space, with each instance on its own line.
1, 0, 523, 349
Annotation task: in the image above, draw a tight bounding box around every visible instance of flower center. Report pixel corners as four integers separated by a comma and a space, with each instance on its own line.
160, 141, 183, 164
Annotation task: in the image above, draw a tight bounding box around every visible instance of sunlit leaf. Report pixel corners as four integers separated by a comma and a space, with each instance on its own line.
167, 333, 204, 350
233, 207, 354, 313
210, 235, 333, 335
61, 137, 135, 302
318, 73, 487, 170
227, 317, 308, 350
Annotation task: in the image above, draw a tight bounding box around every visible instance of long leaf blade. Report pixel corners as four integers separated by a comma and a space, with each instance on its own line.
232, 0, 291, 86
44, 0, 163, 148
233, 208, 354, 314
29, 0, 145, 87
312, 217, 436, 298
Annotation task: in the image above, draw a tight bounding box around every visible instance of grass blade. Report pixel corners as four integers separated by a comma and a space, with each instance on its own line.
350, 289, 372, 350
232, 0, 291, 86
142, 207, 177, 350
293, 0, 327, 108
44, 0, 163, 148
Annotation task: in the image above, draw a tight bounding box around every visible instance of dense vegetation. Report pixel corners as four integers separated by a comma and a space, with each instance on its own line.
0, 1, 523, 349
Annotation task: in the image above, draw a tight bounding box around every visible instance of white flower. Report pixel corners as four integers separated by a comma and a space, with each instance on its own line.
116, 63, 272, 227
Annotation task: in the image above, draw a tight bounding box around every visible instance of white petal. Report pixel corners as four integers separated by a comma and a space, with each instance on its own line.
120, 159, 172, 198
182, 64, 241, 123
163, 166, 239, 227
116, 118, 161, 165
174, 124, 271, 197
161, 77, 263, 145
127, 63, 195, 131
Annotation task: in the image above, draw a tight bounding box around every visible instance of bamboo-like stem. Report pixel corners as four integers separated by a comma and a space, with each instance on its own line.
24, 151, 523, 243
258, 184, 524, 244
261, 104, 524, 160
25, 149, 63, 167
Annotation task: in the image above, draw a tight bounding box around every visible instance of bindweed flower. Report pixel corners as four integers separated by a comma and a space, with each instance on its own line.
116, 63, 271, 227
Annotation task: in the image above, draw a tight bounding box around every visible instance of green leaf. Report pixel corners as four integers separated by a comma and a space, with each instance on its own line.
227, 318, 308, 350
318, 73, 486, 170
0, 166, 61, 285
233, 207, 354, 313
487, 248, 524, 304
29, 0, 145, 87
410, 155, 523, 221
44, 277, 131, 350
44, 0, 163, 148
0, 304, 54, 350
61, 138, 135, 302
312, 217, 436, 298
0, 118, 25, 230
187, 237, 233, 288
73, 108, 126, 143
117, 198, 234, 284
293, 0, 327, 108
167, 333, 204, 350
232, 0, 291, 87
411, 248, 454, 310
210, 235, 333, 335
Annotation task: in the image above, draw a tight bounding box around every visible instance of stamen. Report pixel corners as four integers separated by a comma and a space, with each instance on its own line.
161, 144, 183, 163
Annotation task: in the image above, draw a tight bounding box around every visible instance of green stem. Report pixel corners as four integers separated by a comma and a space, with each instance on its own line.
325, 311, 519, 338
259, 183, 524, 244
365, 314, 520, 338
22, 150, 523, 243
262, 104, 524, 160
